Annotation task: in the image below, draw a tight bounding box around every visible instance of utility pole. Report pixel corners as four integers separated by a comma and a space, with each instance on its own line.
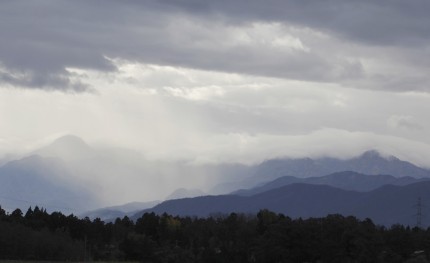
416, 196, 423, 228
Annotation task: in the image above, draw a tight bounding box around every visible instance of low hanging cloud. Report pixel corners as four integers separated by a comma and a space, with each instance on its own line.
387, 115, 424, 130
184, 128, 430, 168
2, 64, 430, 168
1, 1, 429, 92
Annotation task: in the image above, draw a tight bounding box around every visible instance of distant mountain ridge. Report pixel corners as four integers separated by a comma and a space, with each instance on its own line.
232, 171, 430, 196
166, 188, 206, 200
255, 150, 430, 179
80, 201, 160, 221
137, 181, 430, 226
211, 150, 430, 194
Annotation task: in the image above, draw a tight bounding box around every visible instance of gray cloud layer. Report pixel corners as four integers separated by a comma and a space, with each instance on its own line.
158, 0, 430, 45
1, 0, 429, 91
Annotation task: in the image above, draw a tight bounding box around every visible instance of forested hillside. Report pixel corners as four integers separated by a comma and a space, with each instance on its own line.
1, 205, 430, 262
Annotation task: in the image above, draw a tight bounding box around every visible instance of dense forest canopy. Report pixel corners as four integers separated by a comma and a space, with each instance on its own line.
0, 205, 429, 262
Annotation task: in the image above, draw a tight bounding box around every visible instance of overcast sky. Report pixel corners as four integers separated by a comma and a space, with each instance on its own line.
1, 0, 430, 167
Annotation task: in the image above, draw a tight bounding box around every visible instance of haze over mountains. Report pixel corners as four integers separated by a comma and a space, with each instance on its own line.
1, 135, 228, 212
0, 154, 97, 213
80, 201, 160, 221
211, 150, 430, 194
35, 135, 97, 161
1, 134, 430, 227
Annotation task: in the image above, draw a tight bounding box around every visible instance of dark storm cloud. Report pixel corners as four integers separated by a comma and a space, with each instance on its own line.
0, 0, 429, 91
154, 0, 430, 46
0, 0, 119, 90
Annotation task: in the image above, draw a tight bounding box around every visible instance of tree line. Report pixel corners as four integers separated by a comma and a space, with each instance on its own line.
0, 205, 429, 262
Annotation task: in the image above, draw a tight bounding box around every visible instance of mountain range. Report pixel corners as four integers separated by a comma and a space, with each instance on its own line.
2, 134, 430, 227
137, 181, 430, 226
232, 171, 430, 196
211, 150, 430, 194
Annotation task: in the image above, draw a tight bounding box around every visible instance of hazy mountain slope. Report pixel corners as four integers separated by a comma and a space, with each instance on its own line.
133, 195, 248, 220
35, 135, 96, 161
166, 188, 206, 200
80, 201, 160, 221
105, 201, 161, 213
139, 182, 430, 226
0, 155, 99, 213
233, 171, 430, 196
